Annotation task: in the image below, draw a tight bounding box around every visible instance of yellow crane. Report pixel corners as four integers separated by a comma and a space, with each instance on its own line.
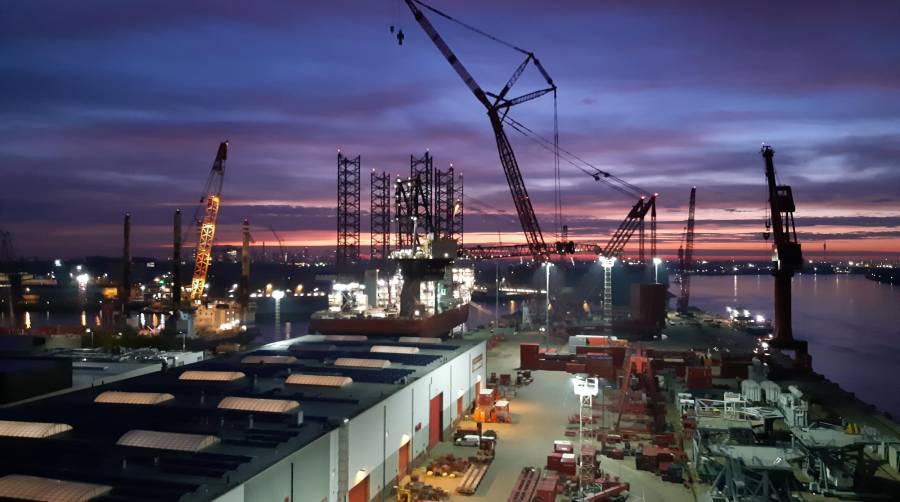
189, 141, 228, 303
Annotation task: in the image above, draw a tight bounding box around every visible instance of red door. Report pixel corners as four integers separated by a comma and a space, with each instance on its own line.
457, 396, 464, 417
398, 441, 410, 477
474, 382, 481, 407
349, 475, 369, 502
429, 393, 443, 449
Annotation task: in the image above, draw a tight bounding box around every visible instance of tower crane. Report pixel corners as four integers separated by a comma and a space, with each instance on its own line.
677, 187, 696, 314
402, 0, 555, 261
189, 141, 228, 303
762, 145, 810, 369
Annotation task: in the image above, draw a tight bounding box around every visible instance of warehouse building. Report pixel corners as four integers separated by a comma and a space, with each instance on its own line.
0, 335, 486, 502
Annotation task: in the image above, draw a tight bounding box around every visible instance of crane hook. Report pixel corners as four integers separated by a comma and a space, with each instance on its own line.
397, 29, 405, 46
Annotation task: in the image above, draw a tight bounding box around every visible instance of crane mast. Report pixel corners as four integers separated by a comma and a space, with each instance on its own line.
677, 187, 696, 313
762, 146, 809, 368
403, 0, 553, 261
189, 141, 228, 303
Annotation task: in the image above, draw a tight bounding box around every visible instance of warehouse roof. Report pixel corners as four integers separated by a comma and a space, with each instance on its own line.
0, 334, 481, 502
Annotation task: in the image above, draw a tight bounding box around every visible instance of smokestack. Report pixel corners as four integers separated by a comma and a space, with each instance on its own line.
240, 219, 250, 322
120, 213, 131, 317
173, 209, 182, 307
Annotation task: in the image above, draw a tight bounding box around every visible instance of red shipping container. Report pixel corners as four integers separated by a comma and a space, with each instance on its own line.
520, 343, 540, 370
533, 474, 559, 502
546, 452, 563, 471
685, 367, 712, 389
565, 362, 586, 374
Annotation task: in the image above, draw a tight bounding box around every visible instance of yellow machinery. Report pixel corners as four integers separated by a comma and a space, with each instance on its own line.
189, 141, 228, 303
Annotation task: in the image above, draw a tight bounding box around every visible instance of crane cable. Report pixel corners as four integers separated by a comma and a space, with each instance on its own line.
502, 116, 642, 199
412, 0, 529, 55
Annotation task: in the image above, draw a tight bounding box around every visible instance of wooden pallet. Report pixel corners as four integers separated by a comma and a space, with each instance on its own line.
457, 463, 490, 495
507, 467, 541, 502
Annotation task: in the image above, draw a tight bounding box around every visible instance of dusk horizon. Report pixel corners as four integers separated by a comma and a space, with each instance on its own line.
3, 1, 899, 261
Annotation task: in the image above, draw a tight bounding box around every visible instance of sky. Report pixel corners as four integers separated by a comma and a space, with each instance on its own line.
2, 0, 899, 261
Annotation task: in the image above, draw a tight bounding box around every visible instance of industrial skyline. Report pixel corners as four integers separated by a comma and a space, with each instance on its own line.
2, 1, 899, 259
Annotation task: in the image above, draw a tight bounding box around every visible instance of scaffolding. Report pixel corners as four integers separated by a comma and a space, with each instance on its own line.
337, 152, 361, 272
370, 171, 391, 261
435, 166, 463, 243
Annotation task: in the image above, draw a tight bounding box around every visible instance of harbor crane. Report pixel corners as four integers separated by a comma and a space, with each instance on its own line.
677, 187, 696, 314
402, 0, 555, 261
189, 141, 228, 303
762, 145, 810, 369
403, 1, 658, 264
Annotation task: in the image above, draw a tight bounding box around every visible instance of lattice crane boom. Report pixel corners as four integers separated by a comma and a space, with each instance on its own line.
403, 0, 552, 261
189, 141, 228, 303
677, 187, 696, 313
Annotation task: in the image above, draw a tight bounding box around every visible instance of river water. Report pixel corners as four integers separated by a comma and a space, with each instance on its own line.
682, 274, 900, 418
10, 274, 897, 417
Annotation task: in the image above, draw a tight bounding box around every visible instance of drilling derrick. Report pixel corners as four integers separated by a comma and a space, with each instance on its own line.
453, 173, 464, 245
677, 187, 696, 314
336, 152, 361, 273
370, 171, 392, 261
189, 141, 228, 303
434, 166, 456, 240
410, 152, 434, 244
762, 146, 809, 369
395, 176, 416, 250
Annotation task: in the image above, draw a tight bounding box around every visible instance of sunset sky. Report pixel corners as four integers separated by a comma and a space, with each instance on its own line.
3, 1, 899, 260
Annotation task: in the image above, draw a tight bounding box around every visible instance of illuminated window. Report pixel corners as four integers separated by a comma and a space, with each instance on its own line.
117, 430, 219, 452
94, 391, 174, 405
178, 371, 245, 382
0, 475, 112, 502
334, 357, 390, 369
0, 420, 72, 439
217, 397, 300, 414
286, 374, 353, 388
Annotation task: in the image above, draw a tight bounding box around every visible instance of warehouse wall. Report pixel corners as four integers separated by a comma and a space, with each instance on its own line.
234, 432, 333, 502
213, 341, 486, 502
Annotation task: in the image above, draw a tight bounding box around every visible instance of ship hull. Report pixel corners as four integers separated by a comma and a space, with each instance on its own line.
309, 304, 469, 339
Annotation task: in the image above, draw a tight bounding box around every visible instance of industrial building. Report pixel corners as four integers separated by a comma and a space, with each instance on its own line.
0, 335, 486, 502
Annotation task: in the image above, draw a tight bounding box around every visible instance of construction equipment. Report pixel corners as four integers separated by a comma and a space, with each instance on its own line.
601, 194, 657, 262
189, 141, 228, 303
761, 146, 809, 368
267, 226, 286, 264
402, 0, 554, 261
677, 187, 696, 314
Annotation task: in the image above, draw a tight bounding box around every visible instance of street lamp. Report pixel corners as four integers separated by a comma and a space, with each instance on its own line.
544, 262, 553, 340
272, 289, 285, 339
653, 257, 662, 283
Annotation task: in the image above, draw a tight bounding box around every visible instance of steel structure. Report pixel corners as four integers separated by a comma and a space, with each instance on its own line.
336, 151, 361, 273
410, 152, 434, 243
677, 187, 697, 313
395, 176, 416, 250
189, 141, 228, 303
434, 166, 460, 241
602, 195, 657, 261
120, 213, 131, 316
240, 220, 253, 323
403, 0, 554, 261
370, 171, 392, 261
172, 209, 182, 308
453, 173, 464, 245
762, 146, 807, 365
0, 230, 17, 329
